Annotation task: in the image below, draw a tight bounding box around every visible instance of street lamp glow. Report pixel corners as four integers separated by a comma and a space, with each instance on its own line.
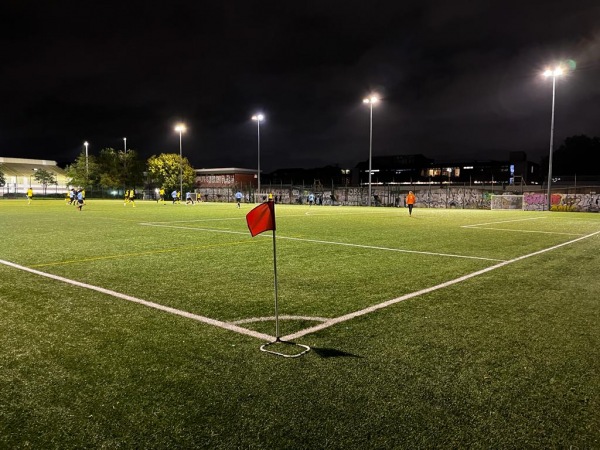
542, 65, 565, 212
175, 123, 186, 198
543, 67, 563, 78
252, 113, 264, 201
363, 94, 379, 206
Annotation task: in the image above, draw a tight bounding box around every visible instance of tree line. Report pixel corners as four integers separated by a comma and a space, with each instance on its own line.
540, 135, 600, 176
65, 149, 196, 193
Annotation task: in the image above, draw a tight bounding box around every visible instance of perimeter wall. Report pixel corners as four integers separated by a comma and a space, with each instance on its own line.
195, 185, 600, 213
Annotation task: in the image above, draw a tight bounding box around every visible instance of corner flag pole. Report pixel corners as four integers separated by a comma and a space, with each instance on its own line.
246, 200, 309, 357
272, 227, 280, 340
262, 223, 309, 357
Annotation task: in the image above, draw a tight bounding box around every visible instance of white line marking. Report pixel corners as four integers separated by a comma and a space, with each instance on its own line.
141, 218, 241, 224
462, 217, 583, 236
140, 223, 506, 262
462, 217, 545, 228
0, 259, 274, 342
3, 230, 598, 345
232, 315, 329, 325
463, 227, 582, 236
281, 230, 600, 341
274, 235, 506, 262
141, 223, 246, 236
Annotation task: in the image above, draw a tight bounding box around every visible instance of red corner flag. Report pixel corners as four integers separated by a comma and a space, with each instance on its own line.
246, 201, 276, 237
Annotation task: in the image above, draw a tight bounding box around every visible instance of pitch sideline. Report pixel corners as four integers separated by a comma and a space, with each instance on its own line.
0, 259, 274, 342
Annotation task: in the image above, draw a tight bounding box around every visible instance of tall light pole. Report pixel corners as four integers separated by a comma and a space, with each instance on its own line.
252, 114, 264, 202
362, 95, 379, 206
543, 66, 563, 212
174, 124, 186, 197
123, 137, 127, 182
83, 141, 89, 185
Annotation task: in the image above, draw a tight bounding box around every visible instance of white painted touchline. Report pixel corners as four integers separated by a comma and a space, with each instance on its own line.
0, 259, 274, 342
281, 230, 600, 341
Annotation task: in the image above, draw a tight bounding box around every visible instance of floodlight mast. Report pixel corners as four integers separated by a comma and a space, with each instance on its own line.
123, 137, 127, 176
83, 141, 89, 185
252, 114, 264, 202
175, 124, 186, 198
543, 67, 563, 212
363, 95, 379, 207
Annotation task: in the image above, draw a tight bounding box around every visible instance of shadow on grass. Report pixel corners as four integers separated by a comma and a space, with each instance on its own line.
311, 347, 363, 358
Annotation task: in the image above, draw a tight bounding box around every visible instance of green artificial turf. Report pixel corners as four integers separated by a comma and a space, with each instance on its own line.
0, 199, 599, 448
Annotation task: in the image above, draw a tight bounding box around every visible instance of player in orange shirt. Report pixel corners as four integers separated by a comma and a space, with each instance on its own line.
406, 191, 416, 216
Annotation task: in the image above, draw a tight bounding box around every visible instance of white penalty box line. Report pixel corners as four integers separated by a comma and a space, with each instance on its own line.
462, 217, 585, 236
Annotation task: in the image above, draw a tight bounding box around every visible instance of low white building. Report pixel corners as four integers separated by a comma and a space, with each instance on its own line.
0, 157, 69, 196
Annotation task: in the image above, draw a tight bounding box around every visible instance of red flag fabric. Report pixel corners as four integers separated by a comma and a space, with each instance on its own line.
246, 201, 276, 237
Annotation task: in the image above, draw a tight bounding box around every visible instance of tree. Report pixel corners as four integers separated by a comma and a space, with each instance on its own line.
147, 153, 196, 192
123, 149, 145, 188
96, 148, 122, 189
33, 168, 57, 195
95, 148, 145, 189
542, 135, 600, 176
65, 152, 99, 188
0, 165, 5, 187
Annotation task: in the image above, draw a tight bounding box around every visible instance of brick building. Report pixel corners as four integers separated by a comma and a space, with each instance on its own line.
195, 168, 257, 188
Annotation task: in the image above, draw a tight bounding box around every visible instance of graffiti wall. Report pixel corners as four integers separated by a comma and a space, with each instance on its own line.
196, 186, 600, 213
524, 192, 600, 212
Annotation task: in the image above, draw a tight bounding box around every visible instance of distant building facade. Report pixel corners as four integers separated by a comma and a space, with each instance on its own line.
267, 165, 352, 187
0, 157, 69, 195
195, 168, 257, 188
353, 153, 541, 186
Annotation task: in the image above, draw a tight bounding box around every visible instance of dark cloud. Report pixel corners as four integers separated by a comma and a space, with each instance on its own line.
1, 0, 599, 170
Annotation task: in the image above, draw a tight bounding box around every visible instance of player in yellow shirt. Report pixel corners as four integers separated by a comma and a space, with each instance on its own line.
127, 189, 136, 207
26, 188, 33, 205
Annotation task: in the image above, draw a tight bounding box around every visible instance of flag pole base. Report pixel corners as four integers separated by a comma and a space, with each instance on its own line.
260, 338, 310, 358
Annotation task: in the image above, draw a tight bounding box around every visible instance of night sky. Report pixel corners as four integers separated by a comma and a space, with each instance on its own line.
1, 1, 599, 172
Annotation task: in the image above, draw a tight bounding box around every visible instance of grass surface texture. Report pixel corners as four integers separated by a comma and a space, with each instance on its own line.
1, 199, 599, 449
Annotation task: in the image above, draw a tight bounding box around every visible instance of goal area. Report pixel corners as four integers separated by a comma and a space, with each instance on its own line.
490, 195, 524, 210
